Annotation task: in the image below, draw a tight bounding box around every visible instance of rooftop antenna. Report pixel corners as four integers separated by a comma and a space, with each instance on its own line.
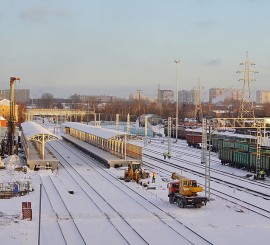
237, 51, 258, 119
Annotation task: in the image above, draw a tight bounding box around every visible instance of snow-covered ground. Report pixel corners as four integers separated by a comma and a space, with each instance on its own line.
0, 122, 269, 244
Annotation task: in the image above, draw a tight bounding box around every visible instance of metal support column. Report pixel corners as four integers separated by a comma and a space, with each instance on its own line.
42, 134, 45, 160
116, 114, 119, 131
38, 183, 42, 245
94, 113, 97, 127
256, 127, 262, 175
124, 135, 127, 160
127, 113, 130, 133
202, 118, 210, 200
144, 116, 148, 146
167, 117, 172, 154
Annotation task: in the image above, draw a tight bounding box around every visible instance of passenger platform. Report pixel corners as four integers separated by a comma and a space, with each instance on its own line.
21, 121, 60, 171
26, 139, 59, 170
62, 134, 141, 168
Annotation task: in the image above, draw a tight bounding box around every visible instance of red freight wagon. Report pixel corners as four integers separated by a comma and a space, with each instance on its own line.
186, 134, 202, 148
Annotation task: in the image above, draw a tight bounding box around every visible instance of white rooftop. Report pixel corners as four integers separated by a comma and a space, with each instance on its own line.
21, 121, 59, 140
0, 99, 10, 106
63, 122, 128, 140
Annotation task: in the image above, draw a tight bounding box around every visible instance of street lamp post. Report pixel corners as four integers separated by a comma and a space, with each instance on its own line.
174, 60, 180, 142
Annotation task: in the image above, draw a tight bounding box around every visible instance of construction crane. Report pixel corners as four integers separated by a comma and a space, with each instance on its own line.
168, 172, 207, 208
7, 77, 20, 155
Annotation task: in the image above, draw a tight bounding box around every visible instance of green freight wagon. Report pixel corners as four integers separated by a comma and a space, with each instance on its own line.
233, 150, 250, 169
211, 137, 224, 152
222, 140, 237, 149
249, 152, 270, 175
219, 147, 234, 165
234, 141, 257, 152
261, 154, 270, 176
260, 146, 270, 155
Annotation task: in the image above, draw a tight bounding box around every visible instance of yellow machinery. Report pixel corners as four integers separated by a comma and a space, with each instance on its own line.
124, 162, 149, 182
171, 172, 203, 196
168, 172, 207, 208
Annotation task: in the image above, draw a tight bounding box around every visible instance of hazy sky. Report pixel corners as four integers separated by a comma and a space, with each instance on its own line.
1, 0, 270, 99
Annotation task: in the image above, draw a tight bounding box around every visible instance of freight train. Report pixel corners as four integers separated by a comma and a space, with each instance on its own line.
164, 126, 270, 176
218, 140, 270, 176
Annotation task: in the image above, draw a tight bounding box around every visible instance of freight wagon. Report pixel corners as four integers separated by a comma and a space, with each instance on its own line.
186, 134, 202, 148
218, 147, 234, 165
218, 144, 270, 175
164, 127, 192, 140
249, 153, 270, 175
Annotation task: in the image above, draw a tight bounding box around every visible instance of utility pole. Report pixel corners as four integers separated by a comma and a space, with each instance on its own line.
194, 78, 203, 122
237, 51, 258, 119
174, 60, 180, 142
116, 114, 119, 131
8, 77, 20, 155
167, 117, 172, 154
144, 115, 148, 146
137, 89, 143, 127
202, 118, 211, 201
157, 84, 162, 115
38, 183, 42, 245
127, 113, 130, 133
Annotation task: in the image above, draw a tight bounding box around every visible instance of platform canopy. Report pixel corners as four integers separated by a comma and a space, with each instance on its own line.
21, 121, 59, 143
63, 122, 128, 140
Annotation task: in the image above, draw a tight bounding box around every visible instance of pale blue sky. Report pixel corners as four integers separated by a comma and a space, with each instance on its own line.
1, 0, 270, 99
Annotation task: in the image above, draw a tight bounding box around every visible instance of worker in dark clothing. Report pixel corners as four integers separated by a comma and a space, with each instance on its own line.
167, 152, 171, 159
152, 172, 156, 183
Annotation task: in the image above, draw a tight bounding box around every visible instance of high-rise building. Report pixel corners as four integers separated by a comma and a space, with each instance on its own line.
209, 88, 241, 104
0, 89, 30, 104
256, 90, 270, 104
157, 89, 174, 103
178, 90, 198, 104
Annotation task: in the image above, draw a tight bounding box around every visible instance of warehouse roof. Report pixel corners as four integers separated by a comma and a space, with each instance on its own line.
63, 122, 128, 140
21, 121, 59, 142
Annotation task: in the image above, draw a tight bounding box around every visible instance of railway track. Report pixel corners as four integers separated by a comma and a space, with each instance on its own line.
143, 153, 270, 219
47, 139, 213, 245
47, 147, 146, 244
40, 175, 87, 245
145, 142, 270, 190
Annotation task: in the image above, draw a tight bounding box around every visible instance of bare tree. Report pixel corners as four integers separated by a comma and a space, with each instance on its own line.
40, 93, 54, 108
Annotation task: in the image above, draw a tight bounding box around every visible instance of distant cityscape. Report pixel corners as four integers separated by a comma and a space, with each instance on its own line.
0, 87, 270, 106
